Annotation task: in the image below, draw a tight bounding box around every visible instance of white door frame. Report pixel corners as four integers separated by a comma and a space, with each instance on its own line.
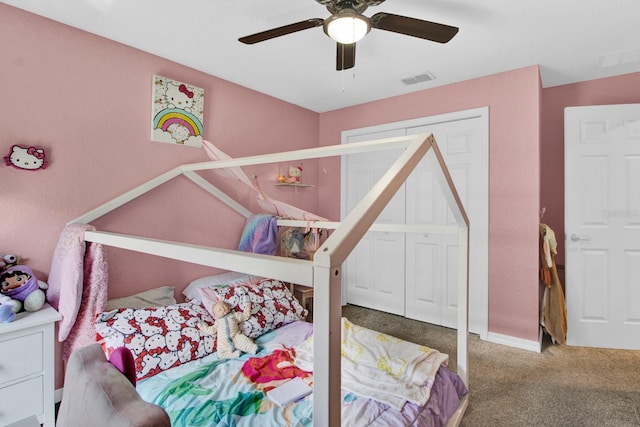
339, 107, 489, 339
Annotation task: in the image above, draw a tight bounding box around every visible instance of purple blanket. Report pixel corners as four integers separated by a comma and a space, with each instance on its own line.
238, 214, 278, 255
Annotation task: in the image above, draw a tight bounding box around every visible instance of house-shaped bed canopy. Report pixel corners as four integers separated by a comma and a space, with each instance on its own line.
70, 133, 470, 427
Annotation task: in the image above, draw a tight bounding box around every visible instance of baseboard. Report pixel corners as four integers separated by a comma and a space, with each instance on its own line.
55, 387, 63, 404
486, 331, 542, 353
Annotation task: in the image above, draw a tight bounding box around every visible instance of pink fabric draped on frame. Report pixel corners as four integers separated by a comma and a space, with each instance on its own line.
48, 223, 108, 361
202, 140, 327, 222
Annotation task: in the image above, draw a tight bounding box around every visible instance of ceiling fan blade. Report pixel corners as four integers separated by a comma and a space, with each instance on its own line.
371, 12, 458, 43
336, 43, 356, 70
239, 18, 324, 44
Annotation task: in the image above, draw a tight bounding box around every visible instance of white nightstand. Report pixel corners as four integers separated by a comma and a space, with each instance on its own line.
293, 284, 314, 320
0, 304, 61, 427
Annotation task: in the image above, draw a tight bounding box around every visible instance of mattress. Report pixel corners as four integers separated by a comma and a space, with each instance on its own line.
136, 320, 467, 427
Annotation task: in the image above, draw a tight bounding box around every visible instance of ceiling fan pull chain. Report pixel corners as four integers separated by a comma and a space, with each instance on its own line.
341, 47, 345, 91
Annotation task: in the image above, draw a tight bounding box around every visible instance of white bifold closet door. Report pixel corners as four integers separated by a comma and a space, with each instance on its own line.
342, 108, 488, 334
404, 120, 482, 329
344, 129, 407, 316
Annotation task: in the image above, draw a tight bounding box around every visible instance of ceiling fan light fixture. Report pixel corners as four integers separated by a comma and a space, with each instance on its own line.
323, 9, 371, 44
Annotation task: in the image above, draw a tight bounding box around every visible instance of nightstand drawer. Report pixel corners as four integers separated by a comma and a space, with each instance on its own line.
0, 376, 44, 426
0, 332, 43, 383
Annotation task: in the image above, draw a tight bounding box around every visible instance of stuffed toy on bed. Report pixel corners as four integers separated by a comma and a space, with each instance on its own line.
199, 299, 258, 359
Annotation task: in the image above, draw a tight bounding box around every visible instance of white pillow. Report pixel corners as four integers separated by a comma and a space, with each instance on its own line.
182, 272, 259, 302
106, 286, 176, 311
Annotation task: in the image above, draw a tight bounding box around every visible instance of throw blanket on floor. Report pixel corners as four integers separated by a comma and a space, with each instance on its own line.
295, 318, 449, 410
238, 214, 278, 255
47, 223, 108, 361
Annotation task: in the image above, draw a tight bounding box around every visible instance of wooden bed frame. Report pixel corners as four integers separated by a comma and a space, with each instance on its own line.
70, 133, 469, 427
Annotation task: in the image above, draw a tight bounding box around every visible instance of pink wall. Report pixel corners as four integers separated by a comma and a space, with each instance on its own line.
6, 1, 638, 393
1, 4, 319, 388
540, 72, 640, 266
318, 66, 543, 342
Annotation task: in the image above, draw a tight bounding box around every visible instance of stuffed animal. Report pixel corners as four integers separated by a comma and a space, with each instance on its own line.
0, 294, 19, 323
0, 253, 20, 270
285, 165, 303, 183
198, 300, 258, 359
0, 265, 48, 312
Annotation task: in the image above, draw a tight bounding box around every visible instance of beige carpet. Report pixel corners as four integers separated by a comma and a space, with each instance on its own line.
341, 304, 640, 427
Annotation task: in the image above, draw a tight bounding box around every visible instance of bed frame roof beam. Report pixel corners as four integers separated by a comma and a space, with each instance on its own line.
182, 135, 424, 172
83, 230, 314, 285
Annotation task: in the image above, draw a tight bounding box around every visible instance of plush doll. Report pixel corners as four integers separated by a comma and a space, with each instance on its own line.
0, 294, 19, 322
285, 165, 303, 183
0, 253, 20, 270
199, 300, 258, 359
0, 265, 48, 312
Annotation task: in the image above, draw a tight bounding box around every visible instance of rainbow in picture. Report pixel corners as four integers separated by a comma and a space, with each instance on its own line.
151, 75, 205, 147
153, 108, 203, 136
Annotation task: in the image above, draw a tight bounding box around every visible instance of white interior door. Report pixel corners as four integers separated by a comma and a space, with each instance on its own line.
565, 103, 640, 350
341, 108, 489, 337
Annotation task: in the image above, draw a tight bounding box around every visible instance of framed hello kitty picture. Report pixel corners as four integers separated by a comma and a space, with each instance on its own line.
151, 75, 205, 147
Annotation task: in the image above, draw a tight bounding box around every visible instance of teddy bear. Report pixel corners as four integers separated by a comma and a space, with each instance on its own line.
198, 299, 258, 359
0, 265, 48, 313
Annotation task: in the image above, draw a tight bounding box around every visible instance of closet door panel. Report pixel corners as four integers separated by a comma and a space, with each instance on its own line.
406, 167, 439, 225
346, 236, 373, 294
441, 240, 460, 328
405, 235, 441, 324
408, 119, 486, 333
405, 154, 443, 324
344, 138, 406, 314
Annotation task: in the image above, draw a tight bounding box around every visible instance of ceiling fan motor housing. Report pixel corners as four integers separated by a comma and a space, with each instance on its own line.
316, 0, 383, 15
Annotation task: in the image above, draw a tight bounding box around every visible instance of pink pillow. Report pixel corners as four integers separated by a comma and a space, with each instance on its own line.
108, 346, 137, 386
198, 278, 307, 339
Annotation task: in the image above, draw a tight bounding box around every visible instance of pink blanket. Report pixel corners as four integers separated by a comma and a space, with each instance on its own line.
48, 223, 108, 361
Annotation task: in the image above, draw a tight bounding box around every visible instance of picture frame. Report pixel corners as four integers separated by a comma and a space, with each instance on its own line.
151, 75, 204, 147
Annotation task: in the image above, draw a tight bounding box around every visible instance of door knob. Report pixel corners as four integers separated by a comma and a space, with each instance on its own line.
570, 234, 591, 242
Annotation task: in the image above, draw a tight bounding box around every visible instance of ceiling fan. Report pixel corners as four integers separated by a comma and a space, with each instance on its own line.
238, 0, 459, 70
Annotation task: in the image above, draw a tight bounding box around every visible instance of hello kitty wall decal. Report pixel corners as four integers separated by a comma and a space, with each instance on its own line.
4, 145, 48, 171
151, 75, 205, 147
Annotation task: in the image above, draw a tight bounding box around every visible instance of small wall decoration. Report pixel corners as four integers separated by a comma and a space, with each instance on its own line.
4, 145, 48, 171
151, 75, 204, 147
286, 165, 303, 183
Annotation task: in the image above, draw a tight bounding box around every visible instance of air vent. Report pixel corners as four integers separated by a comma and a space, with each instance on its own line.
598, 48, 640, 68
401, 71, 436, 85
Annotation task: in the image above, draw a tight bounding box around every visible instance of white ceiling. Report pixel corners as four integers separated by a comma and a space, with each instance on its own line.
4, 0, 640, 113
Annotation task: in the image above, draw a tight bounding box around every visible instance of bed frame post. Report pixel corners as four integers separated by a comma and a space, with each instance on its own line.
312, 263, 342, 427
457, 227, 470, 387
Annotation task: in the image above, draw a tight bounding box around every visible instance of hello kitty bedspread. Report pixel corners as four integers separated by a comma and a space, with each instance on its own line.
136, 320, 467, 427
